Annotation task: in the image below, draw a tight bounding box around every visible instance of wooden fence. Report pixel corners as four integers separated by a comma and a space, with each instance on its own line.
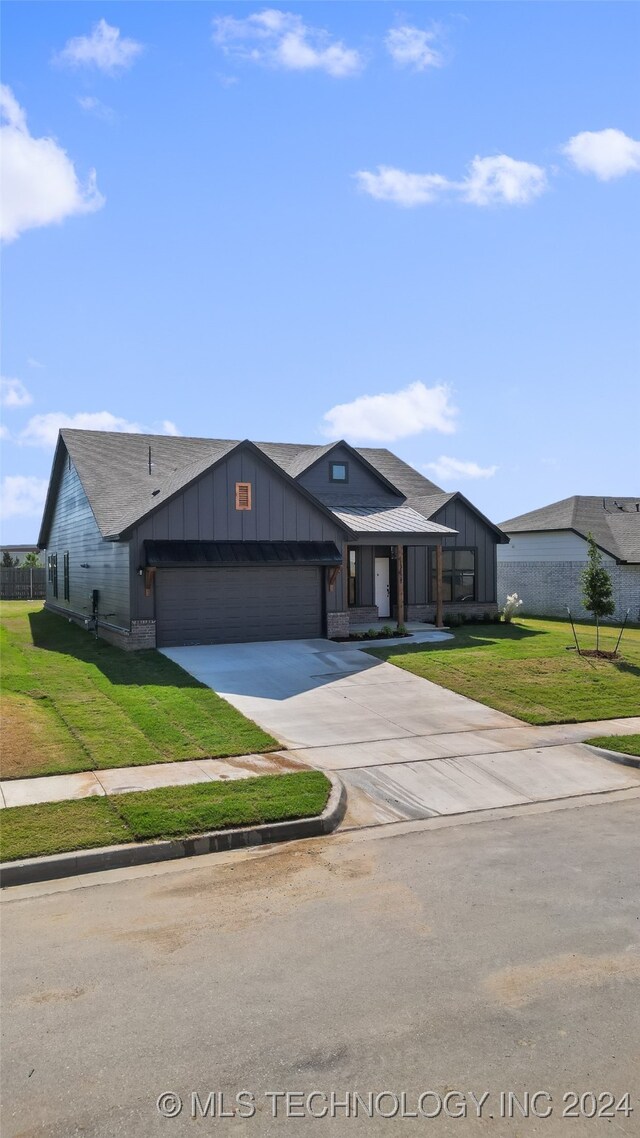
0, 567, 46, 600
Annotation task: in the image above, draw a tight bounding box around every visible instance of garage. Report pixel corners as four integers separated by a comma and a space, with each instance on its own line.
146, 541, 343, 647
155, 564, 323, 646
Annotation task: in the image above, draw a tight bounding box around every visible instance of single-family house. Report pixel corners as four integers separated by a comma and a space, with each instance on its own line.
38, 430, 507, 649
498, 496, 640, 621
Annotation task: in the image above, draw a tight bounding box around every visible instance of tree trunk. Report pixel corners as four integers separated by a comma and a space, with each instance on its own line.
596, 614, 599, 653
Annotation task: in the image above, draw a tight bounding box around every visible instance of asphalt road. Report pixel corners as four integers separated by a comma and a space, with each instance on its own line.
2, 796, 640, 1137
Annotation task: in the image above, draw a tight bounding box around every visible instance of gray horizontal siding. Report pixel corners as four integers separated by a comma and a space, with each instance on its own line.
44, 454, 130, 628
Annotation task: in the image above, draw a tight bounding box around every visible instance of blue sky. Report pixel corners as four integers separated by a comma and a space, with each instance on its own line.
2, 2, 639, 543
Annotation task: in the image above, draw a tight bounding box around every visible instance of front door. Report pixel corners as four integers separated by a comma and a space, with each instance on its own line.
374, 557, 390, 618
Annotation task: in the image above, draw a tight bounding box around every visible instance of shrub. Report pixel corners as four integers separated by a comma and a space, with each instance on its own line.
502, 593, 523, 623
447, 614, 462, 628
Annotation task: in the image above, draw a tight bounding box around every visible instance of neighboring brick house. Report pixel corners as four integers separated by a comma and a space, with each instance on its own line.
38, 429, 508, 649
498, 496, 640, 622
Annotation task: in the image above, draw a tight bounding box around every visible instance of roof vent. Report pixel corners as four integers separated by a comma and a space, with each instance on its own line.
151, 489, 160, 497
613, 500, 625, 511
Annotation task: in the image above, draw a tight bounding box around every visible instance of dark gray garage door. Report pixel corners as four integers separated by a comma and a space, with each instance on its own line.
155, 566, 323, 646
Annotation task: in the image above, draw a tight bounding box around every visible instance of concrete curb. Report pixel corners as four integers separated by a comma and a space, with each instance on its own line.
583, 743, 640, 770
0, 773, 346, 889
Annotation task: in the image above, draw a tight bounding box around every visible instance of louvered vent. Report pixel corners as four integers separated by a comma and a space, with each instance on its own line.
235, 482, 252, 511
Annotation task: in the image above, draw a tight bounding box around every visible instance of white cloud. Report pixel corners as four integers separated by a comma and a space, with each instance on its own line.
0, 424, 10, 440
77, 95, 115, 122
461, 155, 547, 205
0, 476, 49, 520
322, 381, 457, 442
355, 166, 449, 206
0, 85, 104, 243
19, 412, 181, 449
1, 377, 33, 408
356, 154, 547, 208
425, 456, 498, 483
386, 25, 443, 70
27, 357, 45, 369
212, 9, 362, 77
561, 128, 640, 181
57, 19, 143, 74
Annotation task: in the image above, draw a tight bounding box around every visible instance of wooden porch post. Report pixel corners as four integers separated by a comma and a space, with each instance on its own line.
396, 544, 405, 628
435, 543, 444, 629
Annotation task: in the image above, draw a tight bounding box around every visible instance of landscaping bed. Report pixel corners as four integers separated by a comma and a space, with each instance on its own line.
332, 625, 412, 643
369, 618, 640, 725
0, 602, 279, 779
0, 770, 331, 862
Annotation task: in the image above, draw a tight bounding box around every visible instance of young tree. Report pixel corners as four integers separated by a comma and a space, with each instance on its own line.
1, 551, 17, 567
23, 551, 40, 567
581, 534, 615, 652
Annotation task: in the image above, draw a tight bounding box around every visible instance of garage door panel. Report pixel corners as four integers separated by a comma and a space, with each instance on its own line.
156, 566, 322, 646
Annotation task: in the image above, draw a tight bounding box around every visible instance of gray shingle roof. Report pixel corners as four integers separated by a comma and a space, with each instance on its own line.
41, 429, 492, 546
328, 505, 455, 535
500, 496, 640, 563
356, 448, 443, 497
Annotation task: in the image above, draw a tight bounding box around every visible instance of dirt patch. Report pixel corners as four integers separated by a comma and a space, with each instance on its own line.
0, 692, 81, 778
485, 951, 640, 1008
26, 986, 86, 1005
580, 650, 620, 660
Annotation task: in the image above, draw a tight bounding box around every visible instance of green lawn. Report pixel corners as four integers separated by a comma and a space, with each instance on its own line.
0, 770, 331, 862
585, 734, 640, 758
1, 602, 278, 779
369, 618, 640, 726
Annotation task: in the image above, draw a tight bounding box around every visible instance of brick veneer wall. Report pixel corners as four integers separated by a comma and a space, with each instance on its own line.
497, 562, 640, 623
348, 606, 379, 626
327, 611, 350, 638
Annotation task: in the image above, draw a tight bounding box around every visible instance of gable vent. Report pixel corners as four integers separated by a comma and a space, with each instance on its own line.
235, 482, 252, 511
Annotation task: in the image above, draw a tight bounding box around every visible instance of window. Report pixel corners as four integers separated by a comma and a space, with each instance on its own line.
330, 461, 348, 483
63, 552, 70, 601
49, 553, 58, 598
348, 548, 357, 606
432, 548, 476, 602
235, 482, 252, 510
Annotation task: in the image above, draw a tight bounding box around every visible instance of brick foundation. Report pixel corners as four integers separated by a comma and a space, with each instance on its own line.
44, 604, 157, 650
348, 606, 379, 626
407, 602, 500, 622
327, 610, 350, 638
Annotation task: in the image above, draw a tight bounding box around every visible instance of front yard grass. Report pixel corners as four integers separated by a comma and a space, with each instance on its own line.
585, 734, 640, 758
370, 618, 640, 725
1, 602, 279, 779
0, 770, 331, 862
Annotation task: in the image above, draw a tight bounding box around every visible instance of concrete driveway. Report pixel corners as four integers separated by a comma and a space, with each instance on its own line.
162, 638, 640, 825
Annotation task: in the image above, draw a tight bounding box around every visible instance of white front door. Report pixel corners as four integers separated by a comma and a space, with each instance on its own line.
374, 557, 390, 618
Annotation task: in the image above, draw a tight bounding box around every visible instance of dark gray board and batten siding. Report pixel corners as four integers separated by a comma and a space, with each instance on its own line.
297, 444, 401, 503
129, 448, 348, 621
406, 497, 499, 606
43, 458, 130, 628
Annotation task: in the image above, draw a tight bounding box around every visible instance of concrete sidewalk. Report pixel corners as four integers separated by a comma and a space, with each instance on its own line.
0, 751, 307, 809
3, 716, 638, 813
